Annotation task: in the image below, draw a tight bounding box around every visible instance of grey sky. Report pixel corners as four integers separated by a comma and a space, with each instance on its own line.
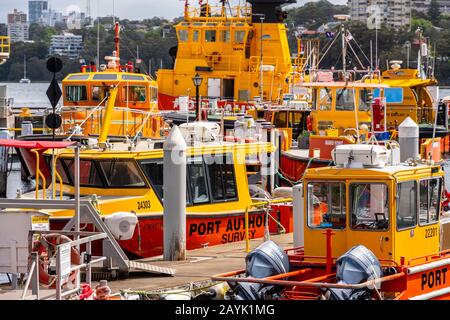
0, 0, 347, 23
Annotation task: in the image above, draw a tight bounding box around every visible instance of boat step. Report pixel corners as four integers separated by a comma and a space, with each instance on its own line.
128, 261, 176, 276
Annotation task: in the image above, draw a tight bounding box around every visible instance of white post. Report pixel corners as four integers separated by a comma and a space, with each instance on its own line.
0, 129, 10, 197
398, 117, 419, 162
293, 184, 304, 247
74, 144, 80, 245
163, 125, 187, 261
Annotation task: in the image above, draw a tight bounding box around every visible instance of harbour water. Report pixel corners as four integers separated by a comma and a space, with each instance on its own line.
1, 84, 450, 285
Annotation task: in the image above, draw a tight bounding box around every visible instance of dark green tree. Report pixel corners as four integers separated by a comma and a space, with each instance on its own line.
428, 0, 441, 25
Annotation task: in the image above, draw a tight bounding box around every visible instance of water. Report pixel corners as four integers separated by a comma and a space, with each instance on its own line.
1, 85, 450, 284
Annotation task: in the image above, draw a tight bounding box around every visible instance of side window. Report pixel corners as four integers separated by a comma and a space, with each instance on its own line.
64, 159, 104, 187
98, 160, 146, 188
273, 111, 288, 128
92, 86, 110, 101
65, 86, 87, 102
397, 181, 417, 230
140, 160, 164, 199
350, 183, 389, 230
234, 31, 245, 44
319, 88, 332, 111
193, 30, 199, 42
178, 29, 188, 42
419, 178, 442, 225
188, 157, 210, 205
307, 182, 346, 229
221, 30, 230, 42
359, 89, 372, 111
205, 154, 237, 202
205, 30, 216, 42
335, 88, 355, 111
123, 86, 146, 102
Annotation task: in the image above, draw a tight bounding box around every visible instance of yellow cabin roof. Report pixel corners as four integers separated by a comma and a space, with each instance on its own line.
63, 71, 157, 84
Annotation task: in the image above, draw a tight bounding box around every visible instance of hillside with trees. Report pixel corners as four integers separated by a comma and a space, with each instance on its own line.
0, 1, 448, 84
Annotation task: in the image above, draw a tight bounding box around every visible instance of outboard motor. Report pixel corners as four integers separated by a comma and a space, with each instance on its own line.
229, 240, 290, 300
325, 245, 382, 300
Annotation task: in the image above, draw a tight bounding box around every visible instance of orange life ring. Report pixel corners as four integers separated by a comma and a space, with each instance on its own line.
31, 233, 81, 289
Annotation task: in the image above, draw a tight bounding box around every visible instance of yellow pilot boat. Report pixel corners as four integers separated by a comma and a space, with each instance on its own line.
214, 143, 450, 300
157, 0, 295, 109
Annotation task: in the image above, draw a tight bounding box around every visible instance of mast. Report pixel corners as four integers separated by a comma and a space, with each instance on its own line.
23, 55, 26, 78
115, 21, 120, 61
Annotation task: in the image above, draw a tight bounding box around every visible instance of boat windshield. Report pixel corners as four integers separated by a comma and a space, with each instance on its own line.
419, 178, 442, 226
335, 88, 355, 111
350, 183, 389, 231
66, 85, 87, 102
307, 182, 346, 229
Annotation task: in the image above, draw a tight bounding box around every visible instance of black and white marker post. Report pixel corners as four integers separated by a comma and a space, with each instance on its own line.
45, 57, 63, 199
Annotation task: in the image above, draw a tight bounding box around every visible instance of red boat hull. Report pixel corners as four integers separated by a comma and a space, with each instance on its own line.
51, 206, 293, 259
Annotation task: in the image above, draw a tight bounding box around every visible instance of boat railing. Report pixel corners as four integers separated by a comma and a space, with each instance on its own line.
249, 56, 279, 73
204, 53, 243, 72
185, 4, 252, 22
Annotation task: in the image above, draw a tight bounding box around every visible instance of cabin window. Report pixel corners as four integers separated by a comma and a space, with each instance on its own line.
188, 157, 210, 204
359, 89, 372, 111
318, 88, 332, 111
397, 181, 417, 230
122, 75, 145, 81
419, 178, 442, 225
307, 182, 346, 229
221, 30, 230, 42
193, 30, 200, 42
98, 159, 146, 188
150, 86, 158, 102
123, 86, 146, 102
205, 30, 216, 42
92, 74, 117, 80
335, 88, 355, 111
178, 29, 188, 42
68, 74, 90, 80
140, 160, 164, 199
350, 183, 389, 231
205, 154, 237, 202
92, 86, 111, 101
234, 31, 245, 44
63, 159, 104, 187
273, 111, 288, 128
43, 156, 71, 185
65, 86, 87, 102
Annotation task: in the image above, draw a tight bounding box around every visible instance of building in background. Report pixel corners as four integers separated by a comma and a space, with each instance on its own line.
412, 0, 450, 13
49, 33, 83, 59
7, 9, 29, 42
348, 0, 411, 29
28, 0, 48, 24
65, 11, 86, 30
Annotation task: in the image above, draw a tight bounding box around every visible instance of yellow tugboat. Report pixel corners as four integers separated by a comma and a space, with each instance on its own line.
157, 0, 295, 110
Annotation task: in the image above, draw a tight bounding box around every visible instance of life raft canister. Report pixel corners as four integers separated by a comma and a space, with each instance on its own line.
31, 233, 81, 288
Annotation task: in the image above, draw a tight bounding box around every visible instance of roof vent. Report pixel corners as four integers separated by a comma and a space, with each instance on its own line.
332, 144, 390, 168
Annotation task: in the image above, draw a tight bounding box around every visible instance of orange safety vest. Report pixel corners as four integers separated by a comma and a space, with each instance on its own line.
313, 203, 328, 225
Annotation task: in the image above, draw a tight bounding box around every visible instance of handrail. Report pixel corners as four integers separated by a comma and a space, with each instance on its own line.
31, 149, 47, 200
244, 198, 292, 252
52, 154, 63, 200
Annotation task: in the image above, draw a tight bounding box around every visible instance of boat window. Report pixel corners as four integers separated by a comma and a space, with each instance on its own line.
178, 29, 188, 42
123, 86, 146, 102
92, 74, 118, 80
350, 183, 389, 231
64, 159, 104, 187
311, 89, 317, 110
374, 87, 403, 103
359, 89, 372, 111
139, 160, 191, 204
397, 181, 417, 230
98, 159, 146, 188
234, 31, 245, 44
193, 30, 200, 42
68, 74, 90, 80
419, 178, 442, 225
140, 160, 164, 199
335, 88, 355, 111
43, 156, 71, 185
221, 30, 230, 42
122, 75, 145, 81
65, 86, 87, 102
205, 154, 237, 202
205, 30, 216, 42
188, 157, 210, 205
92, 86, 111, 101
273, 111, 288, 128
307, 182, 346, 229
318, 88, 332, 111
150, 86, 158, 102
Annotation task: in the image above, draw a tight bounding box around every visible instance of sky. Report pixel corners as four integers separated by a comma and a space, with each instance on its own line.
0, 0, 347, 23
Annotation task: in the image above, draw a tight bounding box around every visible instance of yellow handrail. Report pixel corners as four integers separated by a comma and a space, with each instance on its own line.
244, 197, 292, 252
52, 154, 63, 200
31, 149, 47, 200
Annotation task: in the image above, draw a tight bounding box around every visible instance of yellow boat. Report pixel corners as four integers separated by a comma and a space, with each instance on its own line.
157, 0, 295, 109
0, 36, 10, 64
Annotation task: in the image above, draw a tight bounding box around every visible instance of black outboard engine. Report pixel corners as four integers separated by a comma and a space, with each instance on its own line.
229, 240, 290, 300
325, 245, 382, 300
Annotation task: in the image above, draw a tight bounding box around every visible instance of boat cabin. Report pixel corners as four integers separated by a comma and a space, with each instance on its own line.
302, 145, 447, 265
